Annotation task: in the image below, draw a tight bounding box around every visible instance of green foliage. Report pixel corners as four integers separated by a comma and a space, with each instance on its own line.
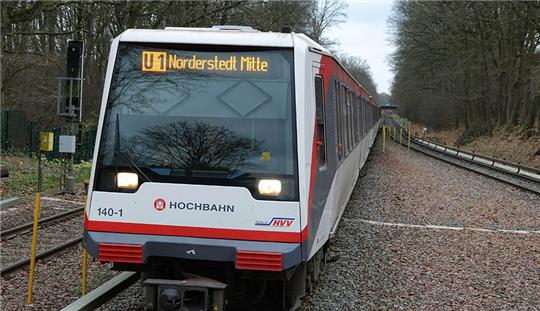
392, 115, 412, 129
0, 152, 92, 197
516, 124, 529, 135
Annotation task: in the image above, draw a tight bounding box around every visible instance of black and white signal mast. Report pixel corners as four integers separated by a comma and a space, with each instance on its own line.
56, 40, 84, 193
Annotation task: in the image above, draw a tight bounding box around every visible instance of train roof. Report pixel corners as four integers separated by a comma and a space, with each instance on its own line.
118, 26, 330, 53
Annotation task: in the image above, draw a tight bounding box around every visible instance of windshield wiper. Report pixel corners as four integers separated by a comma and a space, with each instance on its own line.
115, 148, 152, 182
227, 169, 253, 180
114, 113, 152, 183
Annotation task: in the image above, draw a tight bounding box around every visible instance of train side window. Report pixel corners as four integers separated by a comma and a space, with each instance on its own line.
352, 95, 357, 144
362, 97, 367, 137
358, 96, 363, 139
358, 96, 362, 140
354, 95, 359, 144
341, 85, 348, 156
345, 88, 349, 154
347, 90, 353, 151
350, 92, 354, 147
335, 81, 342, 161
315, 76, 326, 169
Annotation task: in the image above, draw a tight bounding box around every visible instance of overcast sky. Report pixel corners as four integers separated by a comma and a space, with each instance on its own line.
326, 0, 396, 95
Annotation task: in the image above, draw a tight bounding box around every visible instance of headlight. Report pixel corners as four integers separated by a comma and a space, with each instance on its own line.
257, 179, 282, 196
117, 172, 138, 189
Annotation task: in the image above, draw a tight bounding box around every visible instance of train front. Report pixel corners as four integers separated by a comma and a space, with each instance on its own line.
84, 35, 302, 310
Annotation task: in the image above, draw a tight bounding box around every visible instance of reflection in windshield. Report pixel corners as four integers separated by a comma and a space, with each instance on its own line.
95, 43, 297, 198
126, 120, 261, 171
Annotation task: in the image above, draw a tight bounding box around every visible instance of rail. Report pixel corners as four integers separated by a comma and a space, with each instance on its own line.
0, 197, 20, 210
59, 272, 140, 311
0, 237, 82, 276
412, 137, 540, 178
385, 118, 540, 195
1, 207, 84, 237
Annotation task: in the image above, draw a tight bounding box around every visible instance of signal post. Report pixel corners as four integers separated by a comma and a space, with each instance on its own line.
57, 41, 84, 193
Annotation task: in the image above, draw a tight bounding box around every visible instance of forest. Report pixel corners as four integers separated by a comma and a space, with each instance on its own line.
390, 1, 540, 141
1, 0, 381, 131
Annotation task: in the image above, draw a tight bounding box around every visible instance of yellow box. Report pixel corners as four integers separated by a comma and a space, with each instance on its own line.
141, 51, 167, 72
261, 151, 271, 161
39, 132, 54, 151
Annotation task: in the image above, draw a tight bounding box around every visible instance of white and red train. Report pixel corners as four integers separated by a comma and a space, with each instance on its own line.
84, 26, 381, 310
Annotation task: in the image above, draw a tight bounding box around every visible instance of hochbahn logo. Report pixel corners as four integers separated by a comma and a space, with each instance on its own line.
154, 198, 166, 211
153, 198, 235, 213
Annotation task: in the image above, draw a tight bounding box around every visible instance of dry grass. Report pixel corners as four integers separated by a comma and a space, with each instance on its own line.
404, 123, 540, 169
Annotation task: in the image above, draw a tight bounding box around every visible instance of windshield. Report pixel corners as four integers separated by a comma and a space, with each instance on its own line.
94, 43, 297, 200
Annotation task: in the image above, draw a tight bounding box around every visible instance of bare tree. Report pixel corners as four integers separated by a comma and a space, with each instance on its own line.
389, 1, 540, 140
1, 0, 347, 130
307, 0, 347, 48
339, 55, 378, 99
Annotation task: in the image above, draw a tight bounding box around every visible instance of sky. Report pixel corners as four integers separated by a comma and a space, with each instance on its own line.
326, 0, 396, 94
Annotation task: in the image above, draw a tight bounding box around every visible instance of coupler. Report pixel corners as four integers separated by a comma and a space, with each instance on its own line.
144, 278, 227, 311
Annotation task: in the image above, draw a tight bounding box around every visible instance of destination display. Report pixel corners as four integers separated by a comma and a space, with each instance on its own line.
142, 51, 270, 73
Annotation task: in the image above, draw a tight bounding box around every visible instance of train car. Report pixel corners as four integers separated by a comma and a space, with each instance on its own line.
84, 25, 382, 311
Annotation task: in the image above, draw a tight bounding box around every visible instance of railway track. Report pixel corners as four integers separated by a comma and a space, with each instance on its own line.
60, 272, 140, 311
1, 206, 84, 238
0, 237, 82, 276
1, 199, 85, 276
387, 119, 540, 195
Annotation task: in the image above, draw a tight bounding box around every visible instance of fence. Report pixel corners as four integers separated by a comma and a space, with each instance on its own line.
1, 110, 96, 162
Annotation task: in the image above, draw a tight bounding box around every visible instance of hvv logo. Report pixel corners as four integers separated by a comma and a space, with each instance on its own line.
255, 217, 295, 227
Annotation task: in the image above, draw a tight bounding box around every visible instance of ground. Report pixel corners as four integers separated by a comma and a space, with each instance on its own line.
0, 152, 91, 198
301, 136, 540, 310
2, 135, 539, 310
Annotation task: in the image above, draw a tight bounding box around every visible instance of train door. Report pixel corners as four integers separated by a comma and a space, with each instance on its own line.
306, 61, 334, 259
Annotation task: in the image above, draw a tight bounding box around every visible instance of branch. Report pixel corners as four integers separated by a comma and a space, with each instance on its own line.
5, 29, 88, 36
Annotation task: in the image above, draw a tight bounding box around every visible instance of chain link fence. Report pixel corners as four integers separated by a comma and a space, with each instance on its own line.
1, 110, 96, 162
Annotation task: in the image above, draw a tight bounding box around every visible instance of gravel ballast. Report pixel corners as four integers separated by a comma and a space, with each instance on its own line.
3, 137, 538, 310
1, 190, 85, 231
1, 190, 86, 271
1, 244, 116, 310
301, 138, 539, 310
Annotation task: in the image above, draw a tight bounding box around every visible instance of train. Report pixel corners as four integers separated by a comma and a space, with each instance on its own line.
84, 25, 382, 311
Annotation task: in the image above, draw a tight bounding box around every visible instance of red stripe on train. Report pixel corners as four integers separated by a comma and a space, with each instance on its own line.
86, 220, 301, 243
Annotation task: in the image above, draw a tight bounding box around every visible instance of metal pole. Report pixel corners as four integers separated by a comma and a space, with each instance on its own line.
65, 120, 76, 193
82, 181, 89, 295
27, 150, 42, 305
65, 78, 77, 193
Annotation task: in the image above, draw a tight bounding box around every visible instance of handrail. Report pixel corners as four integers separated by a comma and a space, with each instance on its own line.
411, 136, 540, 175
386, 118, 540, 176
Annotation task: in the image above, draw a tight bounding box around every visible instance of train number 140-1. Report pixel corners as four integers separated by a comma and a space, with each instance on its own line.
97, 207, 123, 217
